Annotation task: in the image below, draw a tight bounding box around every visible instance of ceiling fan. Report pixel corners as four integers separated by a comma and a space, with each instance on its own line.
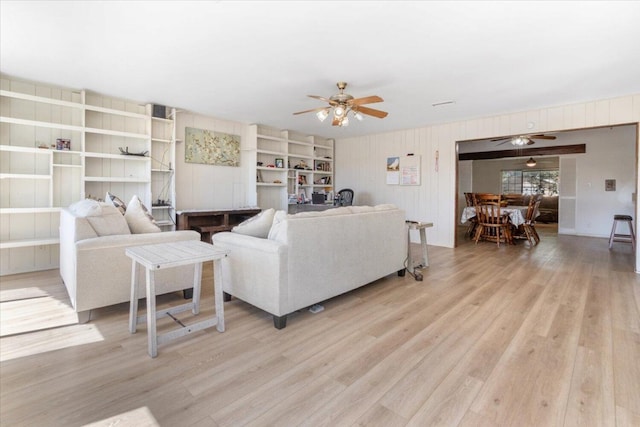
293, 82, 388, 127
492, 134, 557, 146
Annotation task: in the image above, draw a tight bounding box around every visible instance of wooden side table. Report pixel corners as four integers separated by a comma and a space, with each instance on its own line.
127, 240, 229, 358
406, 221, 433, 280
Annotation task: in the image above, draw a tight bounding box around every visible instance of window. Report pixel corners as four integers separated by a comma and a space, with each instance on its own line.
501, 169, 559, 196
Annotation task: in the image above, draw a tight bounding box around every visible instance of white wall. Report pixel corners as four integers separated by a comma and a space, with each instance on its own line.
471, 157, 560, 194
335, 95, 640, 253
175, 112, 253, 210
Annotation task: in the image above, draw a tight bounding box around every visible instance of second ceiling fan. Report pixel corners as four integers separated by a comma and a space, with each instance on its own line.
492, 134, 557, 146
293, 82, 388, 127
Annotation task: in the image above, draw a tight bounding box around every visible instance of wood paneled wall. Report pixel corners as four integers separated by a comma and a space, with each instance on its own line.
334, 95, 640, 263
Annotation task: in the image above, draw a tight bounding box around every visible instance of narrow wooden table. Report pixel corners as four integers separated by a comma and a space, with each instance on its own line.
176, 208, 261, 243
127, 240, 229, 358
406, 221, 434, 280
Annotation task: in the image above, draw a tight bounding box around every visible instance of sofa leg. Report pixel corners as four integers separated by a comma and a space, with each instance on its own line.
397, 268, 406, 277
77, 310, 91, 324
223, 292, 232, 302
183, 288, 193, 299
273, 315, 287, 329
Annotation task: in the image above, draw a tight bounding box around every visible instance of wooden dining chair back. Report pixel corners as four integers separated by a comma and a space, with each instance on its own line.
463, 192, 478, 237
464, 192, 475, 207
522, 194, 543, 245
472, 193, 513, 246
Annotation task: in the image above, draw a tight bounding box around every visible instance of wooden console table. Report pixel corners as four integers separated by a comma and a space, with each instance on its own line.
176, 208, 261, 243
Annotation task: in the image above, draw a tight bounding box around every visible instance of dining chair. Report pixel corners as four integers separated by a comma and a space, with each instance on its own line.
472, 193, 513, 246
463, 192, 478, 237
522, 194, 543, 245
335, 188, 354, 206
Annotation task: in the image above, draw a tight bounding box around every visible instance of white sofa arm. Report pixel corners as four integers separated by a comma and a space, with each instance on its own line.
212, 232, 289, 317
72, 230, 200, 314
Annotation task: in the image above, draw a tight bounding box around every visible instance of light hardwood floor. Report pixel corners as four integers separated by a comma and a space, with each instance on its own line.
1, 225, 639, 426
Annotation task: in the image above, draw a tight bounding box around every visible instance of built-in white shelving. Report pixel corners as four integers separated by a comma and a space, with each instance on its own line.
0, 75, 176, 274
149, 108, 177, 231
248, 124, 334, 211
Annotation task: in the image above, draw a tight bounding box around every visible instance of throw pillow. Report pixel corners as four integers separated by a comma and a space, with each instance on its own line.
267, 210, 287, 242
68, 199, 103, 217
232, 208, 275, 239
105, 192, 127, 215
86, 204, 131, 236
124, 195, 161, 234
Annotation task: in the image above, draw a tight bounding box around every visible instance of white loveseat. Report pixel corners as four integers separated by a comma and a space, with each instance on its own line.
212, 204, 407, 328
59, 202, 200, 323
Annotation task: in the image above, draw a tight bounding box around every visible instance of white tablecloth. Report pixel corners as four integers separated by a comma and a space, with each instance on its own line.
461, 205, 534, 227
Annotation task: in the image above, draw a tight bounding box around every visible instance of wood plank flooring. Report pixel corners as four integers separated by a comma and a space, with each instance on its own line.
1, 225, 639, 426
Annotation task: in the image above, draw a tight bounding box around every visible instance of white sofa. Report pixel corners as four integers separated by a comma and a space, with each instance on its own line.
59, 203, 201, 323
212, 204, 408, 328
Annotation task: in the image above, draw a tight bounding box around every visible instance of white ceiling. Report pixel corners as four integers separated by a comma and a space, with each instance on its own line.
2, 1, 640, 139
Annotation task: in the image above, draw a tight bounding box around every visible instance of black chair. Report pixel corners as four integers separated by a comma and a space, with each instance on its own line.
335, 188, 354, 206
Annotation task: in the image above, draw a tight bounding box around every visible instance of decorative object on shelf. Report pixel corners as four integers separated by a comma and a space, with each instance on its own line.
152, 104, 166, 119
56, 138, 71, 150
293, 82, 388, 127
185, 127, 240, 166
275, 158, 284, 168
294, 160, 310, 170
257, 170, 263, 183
119, 147, 148, 157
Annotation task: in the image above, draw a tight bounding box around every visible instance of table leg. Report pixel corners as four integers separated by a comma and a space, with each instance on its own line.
419, 228, 429, 267
214, 257, 226, 332
128, 260, 139, 334
146, 268, 158, 358
192, 261, 203, 315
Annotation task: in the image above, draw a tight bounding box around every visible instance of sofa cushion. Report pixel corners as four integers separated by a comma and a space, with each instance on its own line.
86, 205, 131, 236
124, 196, 161, 234
105, 192, 127, 215
232, 208, 275, 238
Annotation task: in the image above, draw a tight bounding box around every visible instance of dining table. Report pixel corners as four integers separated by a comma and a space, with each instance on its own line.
461, 205, 536, 227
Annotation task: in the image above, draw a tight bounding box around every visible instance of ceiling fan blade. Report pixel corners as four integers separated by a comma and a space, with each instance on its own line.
530, 134, 556, 140
495, 140, 510, 146
490, 137, 509, 142
293, 107, 328, 115
526, 139, 535, 145
355, 105, 388, 119
349, 95, 384, 106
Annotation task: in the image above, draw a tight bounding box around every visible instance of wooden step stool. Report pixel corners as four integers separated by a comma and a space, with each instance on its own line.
609, 214, 635, 250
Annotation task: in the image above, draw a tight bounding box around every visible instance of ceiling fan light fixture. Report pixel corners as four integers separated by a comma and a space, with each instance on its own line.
526, 157, 537, 167
316, 109, 329, 122
293, 82, 387, 127
511, 136, 529, 146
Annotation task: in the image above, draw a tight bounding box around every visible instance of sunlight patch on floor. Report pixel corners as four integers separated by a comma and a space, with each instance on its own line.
0, 322, 104, 362
82, 406, 160, 427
